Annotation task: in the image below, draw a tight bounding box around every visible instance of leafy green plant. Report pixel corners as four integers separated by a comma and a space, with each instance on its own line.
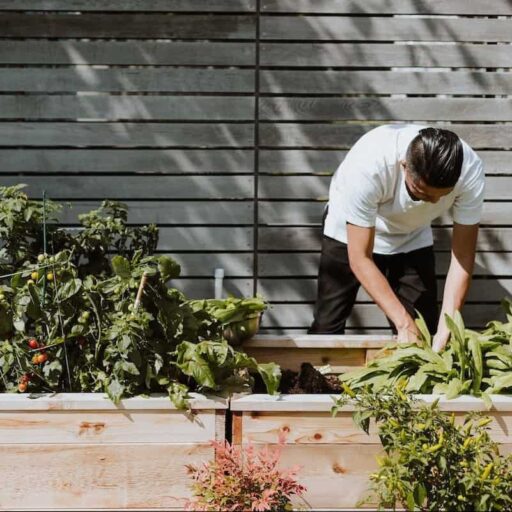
190, 296, 267, 325
332, 385, 512, 511
339, 301, 512, 404
185, 437, 306, 512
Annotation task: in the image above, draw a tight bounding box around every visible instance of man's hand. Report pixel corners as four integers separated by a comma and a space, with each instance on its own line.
432, 329, 450, 352
396, 317, 421, 344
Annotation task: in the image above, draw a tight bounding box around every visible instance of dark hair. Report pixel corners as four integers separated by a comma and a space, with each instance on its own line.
406, 128, 463, 188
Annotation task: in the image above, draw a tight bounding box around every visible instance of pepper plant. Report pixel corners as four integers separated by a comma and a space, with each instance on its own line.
332, 385, 512, 511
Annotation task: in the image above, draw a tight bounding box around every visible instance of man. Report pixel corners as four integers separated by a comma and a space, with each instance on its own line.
308, 124, 485, 352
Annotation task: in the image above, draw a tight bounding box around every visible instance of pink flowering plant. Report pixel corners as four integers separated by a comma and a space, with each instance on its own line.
185, 436, 307, 511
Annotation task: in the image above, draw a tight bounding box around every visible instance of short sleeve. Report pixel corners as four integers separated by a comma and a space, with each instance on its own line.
452, 156, 485, 225
343, 172, 382, 228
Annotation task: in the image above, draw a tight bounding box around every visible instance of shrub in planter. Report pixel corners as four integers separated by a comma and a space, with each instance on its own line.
184, 437, 306, 511
332, 386, 512, 511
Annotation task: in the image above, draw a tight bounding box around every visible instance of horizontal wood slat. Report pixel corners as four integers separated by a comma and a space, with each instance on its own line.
0, 13, 255, 39
261, 17, 512, 43
258, 202, 512, 226
0, 96, 254, 121
258, 278, 512, 303
258, 176, 511, 200
260, 98, 512, 122
258, 150, 512, 175
58, 201, 253, 225
0, 68, 255, 93
0, 41, 255, 65
258, 227, 512, 251
258, 252, 512, 277
261, 0, 512, 15
259, 123, 512, 149
261, 42, 512, 68
0, 443, 212, 510
0, 149, 254, 174
0, 0, 255, 11
168, 253, 253, 277
0, 123, 254, 147
260, 71, 512, 95
0, 176, 254, 199
173, 278, 253, 298
262, 303, 506, 329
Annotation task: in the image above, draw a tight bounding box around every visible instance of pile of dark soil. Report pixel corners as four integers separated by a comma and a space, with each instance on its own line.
254, 362, 342, 394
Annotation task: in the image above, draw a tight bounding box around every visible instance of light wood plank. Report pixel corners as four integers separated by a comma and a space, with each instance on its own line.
244, 334, 392, 349
259, 150, 512, 174
261, 17, 512, 42
0, 68, 254, 93
260, 98, 512, 122
258, 252, 512, 277
0, 0, 254, 11
0, 13, 255, 39
0, 148, 254, 174
0, 443, 212, 509
1, 176, 253, 199
0, 392, 227, 411
262, 303, 506, 329
0, 95, 254, 121
262, 0, 512, 15
0, 410, 218, 444
0, 122, 254, 147
259, 123, 512, 149
261, 70, 512, 95
0, 40, 254, 65
243, 346, 366, 373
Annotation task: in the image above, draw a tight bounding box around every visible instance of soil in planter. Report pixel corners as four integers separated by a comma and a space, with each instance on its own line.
254, 362, 342, 394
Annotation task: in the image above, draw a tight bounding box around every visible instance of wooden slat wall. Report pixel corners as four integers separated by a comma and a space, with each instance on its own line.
1, 1, 511, 333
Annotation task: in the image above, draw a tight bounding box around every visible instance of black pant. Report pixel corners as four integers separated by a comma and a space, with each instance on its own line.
308, 233, 439, 335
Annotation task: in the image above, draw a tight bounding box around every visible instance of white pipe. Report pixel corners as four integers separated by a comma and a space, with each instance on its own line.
214, 267, 224, 299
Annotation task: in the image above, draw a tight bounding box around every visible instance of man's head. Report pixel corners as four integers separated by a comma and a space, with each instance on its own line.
400, 127, 463, 203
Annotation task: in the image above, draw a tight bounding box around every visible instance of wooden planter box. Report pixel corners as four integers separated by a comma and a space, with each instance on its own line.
243, 335, 390, 374
231, 394, 512, 510
0, 393, 227, 511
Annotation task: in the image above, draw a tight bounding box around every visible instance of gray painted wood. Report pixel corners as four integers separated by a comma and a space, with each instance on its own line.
259, 150, 512, 175
262, 304, 506, 329
260, 98, 512, 122
258, 227, 512, 252
261, 0, 512, 15
0, 0, 255, 11
158, 227, 253, 251
261, 17, 512, 42
0, 95, 254, 121
0, 123, 254, 147
164, 253, 253, 277
0, 13, 255, 39
260, 71, 512, 95
0, 176, 254, 199
258, 278, 512, 303
0, 149, 254, 174
59, 201, 253, 225
258, 176, 512, 200
259, 123, 512, 149
0, 41, 254, 65
173, 278, 253, 299
0, 68, 254, 93
258, 252, 512, 277
258, 202, 512, 226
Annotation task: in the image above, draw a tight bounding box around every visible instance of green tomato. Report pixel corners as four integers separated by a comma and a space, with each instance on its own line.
37, 253, 45, 263
0, 293, 5, 301
81, 311, 90, 320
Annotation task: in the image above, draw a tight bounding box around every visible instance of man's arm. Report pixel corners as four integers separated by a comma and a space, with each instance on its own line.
432, 222, 479, 352
346, 223, 420, 342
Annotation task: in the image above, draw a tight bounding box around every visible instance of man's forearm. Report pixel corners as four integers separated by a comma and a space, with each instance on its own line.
437, 256, 473, 332
351, 257, 413, 330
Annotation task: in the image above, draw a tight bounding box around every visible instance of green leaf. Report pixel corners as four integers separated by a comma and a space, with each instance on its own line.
406, 491, 416, 511
413, 483, 427, 507
111, 256, 131, 279
415, 310, 432, 346
257, 362, 281, 395
56, 278, 82, 302
157, 256, 181, 282
106, 379, 124, 404
120, 361, 140, 376
445, 377, 463, 400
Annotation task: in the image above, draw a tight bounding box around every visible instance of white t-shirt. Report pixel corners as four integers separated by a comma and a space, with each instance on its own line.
324, 124, 485, 254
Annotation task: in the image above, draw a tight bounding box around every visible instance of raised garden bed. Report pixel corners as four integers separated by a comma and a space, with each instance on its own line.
0, 393, 227, 511
231, 394, 512, 510
243, 334, 390, 374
